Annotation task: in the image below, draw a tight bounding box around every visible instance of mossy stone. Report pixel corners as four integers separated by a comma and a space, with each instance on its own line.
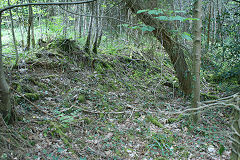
78, 94, 86, 103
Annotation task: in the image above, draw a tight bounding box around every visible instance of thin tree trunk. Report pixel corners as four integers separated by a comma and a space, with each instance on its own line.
78, 4, 82, 38
0, 14, 12, 123
26, 0, 34, 51
78, 15, 82, 38
8, 0, 19, 67
93, 1, 99, 54
74, 6, 78, 40
124, 0, 192, 95
83, 4, 87, 37
17, 9, 25, 49
84, 3, 94, 54
97, 27, 103, 48
230, 99, 240, 159
192, 0, 202, 124
206, 2, 212, 51
63, 4, 68, 38
30, 6, 35, 48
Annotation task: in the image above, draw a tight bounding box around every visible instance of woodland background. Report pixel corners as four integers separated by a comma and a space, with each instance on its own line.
0, 0, 239, 159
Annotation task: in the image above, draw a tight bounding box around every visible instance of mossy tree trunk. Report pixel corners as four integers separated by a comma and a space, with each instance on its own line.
124, 0, 192, 95
0, 14, 12, 123
192, 0, 202, 124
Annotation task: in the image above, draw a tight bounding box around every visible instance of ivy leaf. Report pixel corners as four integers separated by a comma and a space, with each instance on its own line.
183, 18, 200, 22
131, 26, 139, 29
122, 24, 129, 27
174, 10, 186, 13
155, 16, 169, 21
181, 32, 192, 40
68, 16, 75, 21
148, 9, 163, 15
218, 144, 225, 156
140, 25, 155, 32
137, 10, 148, 14
169, 16, 186, 21
57, 148, 65, 153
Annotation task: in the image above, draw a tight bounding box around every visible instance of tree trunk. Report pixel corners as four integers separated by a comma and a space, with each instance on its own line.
230, 97, 240, 160
30, 7, 35, 49
26, 0, 34, 51
206, 2, 212, 51
16, 8, 25, 49
84, 3, 94, 54
8, 0, 19, 67
93, 1, 99, 54
124, 0, 192, 95
0, 14, 12, 123
192, 0, 202, 124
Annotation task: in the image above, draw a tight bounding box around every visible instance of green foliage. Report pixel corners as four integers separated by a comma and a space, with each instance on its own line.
146, 115, 164, 128
218, 144, 225, 156
202, 1, 240, 92
148, 133, 174, 157
24, 93, 41, 101
78, 94, 86, 103
137, 9, 198, 22
48, 17, 64, 34
140, 25, 155, 32
181, 32, 192, 40
123, 23, 155, 32
155, 16, 198, 22
167, 114, 183, 124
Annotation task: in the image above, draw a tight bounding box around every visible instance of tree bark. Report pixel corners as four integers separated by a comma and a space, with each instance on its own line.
30, 5, 35, 49
192, 0, 202, 124
93, 1, 99, 54
26, 0, 34, 51
206, 2, 212, 51
230, 97, 240, 159
84, 3, 94, 54
8, 0, 19, 67
124, 0, 192, 95
0, 14, 12, 123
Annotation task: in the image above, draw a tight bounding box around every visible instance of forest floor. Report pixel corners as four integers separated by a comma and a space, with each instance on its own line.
0, 40, 234, 160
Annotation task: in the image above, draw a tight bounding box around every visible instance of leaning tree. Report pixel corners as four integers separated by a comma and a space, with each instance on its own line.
123, 0, 193, 96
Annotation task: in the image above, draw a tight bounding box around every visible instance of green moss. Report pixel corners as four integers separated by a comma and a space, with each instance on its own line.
200, 93, 219, 100
49, 122, 72, 147
24, 93, 41, 101
16, 84, 22, 92
146, 115, 163, 128
134, 112, 141, 118
28, 77, 48, 89
82, 117, 92, 124
182, 151, 190, 158
78, 94, 86, 103
117, 106, 124, 112
167, 114, 183, 124
99, 113, 104, 119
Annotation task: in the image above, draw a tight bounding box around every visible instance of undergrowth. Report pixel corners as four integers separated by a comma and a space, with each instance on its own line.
0, 34, 232, 159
